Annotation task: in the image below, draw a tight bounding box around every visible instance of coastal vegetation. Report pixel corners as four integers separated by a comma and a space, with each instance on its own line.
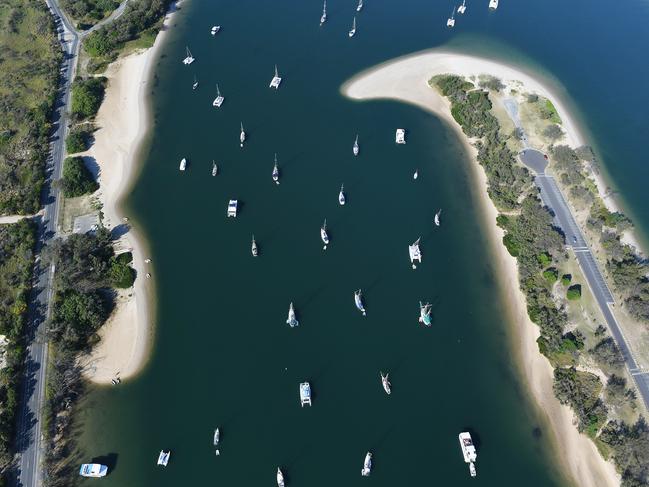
61, 0, 118, 29
65, 129, 91, 154
0, 0, 62, 215
60, 157, 98, 198
71, 77, 106, 121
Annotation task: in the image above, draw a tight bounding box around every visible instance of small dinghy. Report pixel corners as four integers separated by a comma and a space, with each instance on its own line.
286, 302, 299, 327
251, 235, 258, 257
338, 184, 346, 206
361, 452, 372, 476
321, 219, 329, 250
409, 237, 422, 269
419, 301, 432, 326
277, 468, 285, 487
381, 371, 391, 395
272, 154, 280, 185
192, 75, 199, 90
354, 289, 366, 316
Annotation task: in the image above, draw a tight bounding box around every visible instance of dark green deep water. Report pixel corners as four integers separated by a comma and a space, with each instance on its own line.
78, 0, 649, 485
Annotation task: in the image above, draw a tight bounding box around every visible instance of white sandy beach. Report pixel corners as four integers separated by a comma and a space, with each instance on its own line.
343, 50, 620, 487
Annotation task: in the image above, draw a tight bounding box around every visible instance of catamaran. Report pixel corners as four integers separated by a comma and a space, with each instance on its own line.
182, 46, 194, 65
353, 134, 359, 156
270, 65, 282, 89
320, 0, 327, 25
211, 25, 221, 35
272, 154, 280, 184
489, 0, 498, 10
354, 289, 366, 316
419, 301, 432, 326
277, 468, 285, 487
213, 84, 224, 107
338, 184, 346, 206
192, 75, 199, 90
356, 0, 363, 12
396, 128, 406, 144
459, 432, 477, 477
361, 452, 372, 476
300, 381, 312, 406
348, 17, 356, 37
458, 0, 467, 14
409, 237, 422, 269
434, 209, 441, 227
157, 450, 171, 467
79, 464, 108, 478
227, 199, 238, 217
413, 169, 419, 180
321, 219, 329, 249
251, 235, 258, 257
212, 160, 218, 176
381, 372, 391, 395
286, 302, 299, 327
179, 158, 187, 171
240, 122, 246, 148
447, 6, 456, 27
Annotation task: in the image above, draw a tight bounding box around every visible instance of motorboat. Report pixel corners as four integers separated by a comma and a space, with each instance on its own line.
381, 372, 391, 395
182, 46, 194, 65
227, 199, 238, 217
213, 84, 224, 107
409, 237, 422, 269
338, 184, 346, 206
489, 0, 498, 10
179, 158, 187, 171
212, 161, 218, 176
447, 6, 455, 27
277, 468, 285, 487
361, 452, 372, 476
157, 450, 171, 467
413, 169, 418, 180
252, 235, 258, 257
353, 134, 359, 156
348, 17, 356, 37
459, 432, 477, 477
419, 301, 432, 326
299, 382, 312, 406
354, 289, 366, 316
458, 0, 467, 14
321, 219, 329, 249
396, 128, 406, 144
270, 64, 282, 89
79, 464, 108, 478
286, 302, 299, 327
320, 0, 327, 25
211, 25, 221, 35
192, 75, 199, 90
272, 154, 280, 184
434, 209, 441, 227
356, 0, 363, 12
240, 122, 246, 148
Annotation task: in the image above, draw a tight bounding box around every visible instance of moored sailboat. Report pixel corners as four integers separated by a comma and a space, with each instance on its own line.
272, 154, 280, 184
353, 134, 359, 156
277, 468, 285, 487
354, 289, 366, 316
409, 237, 422, 269
338, 184, 346, 206
157, 450, 171, 466
348, 17, 356, 37
251, 235, 258, 257
489, 0, 498, 10
434, 209, 441, 227
447, 6, 456, 27
286, 302, 299, 327
192, 75, 199, 90
210, 25, 221, 35
182, 46, 194, 65
321, 219, 329, 249
413, 169, 418, 180
270, 64, 282, 89
356, 0, 363, 12
179, 158, 187, 171
320, 0, 327, 25
380, 372, 391, 395
240, 122, 246, 148
361, 452, 372, 476
419, 301, 432, 326
212, 160, 217, 176
458, 0, 467, 14
213, 84, 224, 107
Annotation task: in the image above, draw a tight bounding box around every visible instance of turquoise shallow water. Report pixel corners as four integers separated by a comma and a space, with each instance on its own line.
78, 0, 649, 485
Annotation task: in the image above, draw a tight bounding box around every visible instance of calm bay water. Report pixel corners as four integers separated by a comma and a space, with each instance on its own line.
78, 0, 649, 485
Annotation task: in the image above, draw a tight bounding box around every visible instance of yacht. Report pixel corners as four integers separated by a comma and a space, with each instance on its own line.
227, 199, 238, 217
157, 450, 171, 467
353, 134, 359, 156
396, 128, 406, 144
213, 427, 220, 446
419, 301, 432, 326
354, 289, 366, 316
192, 75, 199, 90
79, 464, 108, 478
286, 302, 299, 327
356, 0, 363, 12
413, 169, 418, 180
240, 122, 246, 148
321, 219, 329, 249
320, 0, 327, 25
380, 372, 391, 395
299, 381, 312, 406
213, 84, 224, 107
338, 184, 346, 206
211, 25, 221, 35
179, 158, 187, 171
348, 17, 356, 37
459, 432, 477, 477
434, 209, 441, 227
277, 468, 285, 487
458, 0, 467, 14
272, 154, 280, 184
182, 46, 195, 65
489, 0, 498, 10
361, 452, 372, 476
270, 64, 282, 89
409, 237, 422, 269
212, 160, 218, 176
447, 6, 456, 27
251, 235, 258, 257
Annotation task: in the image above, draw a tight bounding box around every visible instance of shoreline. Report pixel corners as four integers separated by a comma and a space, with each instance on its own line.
342, 50, 619, 487
79, 4, 179, 384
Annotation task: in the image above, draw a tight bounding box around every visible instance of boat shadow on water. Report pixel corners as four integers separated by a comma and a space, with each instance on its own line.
90, 452, 119, 474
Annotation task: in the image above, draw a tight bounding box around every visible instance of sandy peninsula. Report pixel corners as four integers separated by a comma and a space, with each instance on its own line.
342, 50, 619, 487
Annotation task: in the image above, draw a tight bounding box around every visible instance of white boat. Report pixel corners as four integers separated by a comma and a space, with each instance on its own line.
270, 64, 282, 89
396, 128, 406, 144
489, 0, 498, 10
213, 427, 220, 446
79, 464, 108, 478
413, 169, 418, 180
321, 219, 329, 249
213, 84, 224, 107
192, 75, 199, 90
252, 235, 258, 257
338, 184, 345, 206
179, 158, 187, 171
361, 452, 372, 476
182, 46, 195, 65
419, 301, 432, 326
458, 0, 467, 14
157, 450, 171, 467
277, 468, 285, 487
354, 289, 366, 316
227, 199, 238, 217
409, 237, 422, 269
211, 25, 221, 35
353, 134, 359, 156
272, 154, 280, 184
447, 6, 455, 27
320, 0, 327, 25
356, 0, 363, 12
459, 432, 477, 477
380, 372, 391, 395
299, 381, 312, 406
286, 302, 299, 327
434, 209, 441, 227
348, 17, 356, 37
240, 122, 246, 148
212, 161, 218, 176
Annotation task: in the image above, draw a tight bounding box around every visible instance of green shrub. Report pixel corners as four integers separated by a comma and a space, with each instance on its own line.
71, 77, 106, 120
561, 274, 572, 286
537, 252, 551, 266
567, 284, 582, 300
503, 234, 520, 257
543, 268, 559, 283
109, 258, 136, 288
60, 157, 98, 197
66, 130, 90, 153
